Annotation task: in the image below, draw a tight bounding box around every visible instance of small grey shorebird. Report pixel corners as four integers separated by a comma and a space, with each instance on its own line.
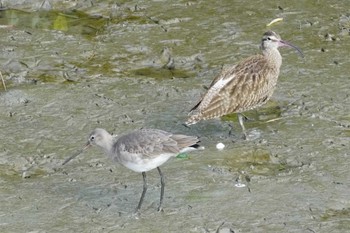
62, 128, 201, 213
185, 31, 303, 138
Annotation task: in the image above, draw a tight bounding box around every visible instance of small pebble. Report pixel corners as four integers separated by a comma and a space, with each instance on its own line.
216, 142, 225, 150
235, 183, 246, 188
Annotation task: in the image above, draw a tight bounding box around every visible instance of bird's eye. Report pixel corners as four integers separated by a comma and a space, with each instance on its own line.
90, 135, 95, 141
262, 37, 272, 42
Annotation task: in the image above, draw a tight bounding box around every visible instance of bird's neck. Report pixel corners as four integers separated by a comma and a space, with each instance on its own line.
99, 135, 115, 156
262, 48, 282, 69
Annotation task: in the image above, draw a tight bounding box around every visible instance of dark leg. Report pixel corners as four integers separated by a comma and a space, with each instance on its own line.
157, 167, 165, 212
227, 123, 234, 137
135, 172, 147, 213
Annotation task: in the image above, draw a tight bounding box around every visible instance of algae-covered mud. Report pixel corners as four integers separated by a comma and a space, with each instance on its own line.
0, 1, 349, 232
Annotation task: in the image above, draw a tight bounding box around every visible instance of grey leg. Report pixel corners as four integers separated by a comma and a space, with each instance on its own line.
238, 113, 248, 140
135, 172, 147, 212
157, 167, 165, 212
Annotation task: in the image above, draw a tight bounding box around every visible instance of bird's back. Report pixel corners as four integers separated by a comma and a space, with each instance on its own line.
187, 54, 280, 125
112, 129, 199, 172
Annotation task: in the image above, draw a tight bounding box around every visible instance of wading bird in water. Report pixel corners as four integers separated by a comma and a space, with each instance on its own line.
62, 128, 201, 213
185, 31, 303, 139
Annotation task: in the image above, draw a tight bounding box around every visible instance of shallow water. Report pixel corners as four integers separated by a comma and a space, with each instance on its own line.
0, 1, 349, 232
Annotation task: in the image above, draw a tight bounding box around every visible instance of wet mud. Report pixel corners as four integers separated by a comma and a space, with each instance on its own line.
0, 1, 349, 232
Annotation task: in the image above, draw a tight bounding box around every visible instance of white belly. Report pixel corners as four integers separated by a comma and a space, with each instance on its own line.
120, 153, 175, 172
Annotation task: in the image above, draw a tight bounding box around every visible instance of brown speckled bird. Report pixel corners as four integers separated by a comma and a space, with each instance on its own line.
185, 31, 303, 138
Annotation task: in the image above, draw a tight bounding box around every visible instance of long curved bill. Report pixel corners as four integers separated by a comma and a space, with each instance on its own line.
279, 40, 304, 58
62, 143, 91, 166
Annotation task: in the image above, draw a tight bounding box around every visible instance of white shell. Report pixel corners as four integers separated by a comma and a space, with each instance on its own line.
216, 142, 225, 150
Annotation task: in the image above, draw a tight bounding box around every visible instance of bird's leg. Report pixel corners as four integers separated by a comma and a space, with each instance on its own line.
157, 167, 165, 212
241, 112, 253, 122
135, 172, 147, 213
238, 113, 248, 140
227, 123, 234, 137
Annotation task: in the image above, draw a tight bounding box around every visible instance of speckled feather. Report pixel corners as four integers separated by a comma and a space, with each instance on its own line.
186, 31, 293, 125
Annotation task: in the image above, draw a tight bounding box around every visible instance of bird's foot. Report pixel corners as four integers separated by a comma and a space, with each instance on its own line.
132, 209, 141, 219
242, 132, 248, 140
157, 206, 164, 212
242, 129, 261, 141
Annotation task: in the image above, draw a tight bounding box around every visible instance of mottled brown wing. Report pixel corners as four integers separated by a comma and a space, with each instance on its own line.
189, 65, 237, 112
189, 54, 275, 120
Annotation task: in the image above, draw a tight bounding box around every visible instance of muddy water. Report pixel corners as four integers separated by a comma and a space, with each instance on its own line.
0, 1, 349, 232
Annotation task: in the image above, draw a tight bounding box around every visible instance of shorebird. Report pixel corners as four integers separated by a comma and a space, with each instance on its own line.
62, 128, 201, 213
185, 31, 303, 139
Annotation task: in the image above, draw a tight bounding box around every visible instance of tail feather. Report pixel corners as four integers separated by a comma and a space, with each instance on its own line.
171, 134, 199, 148
189, 100, 202, 112
170, 134, 202, 152
184, 114, 201, 126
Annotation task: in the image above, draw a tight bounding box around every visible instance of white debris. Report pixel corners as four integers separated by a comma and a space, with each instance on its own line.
266, 17, 284, 27
234, 183, 246, 188
216, 142, 225, 150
